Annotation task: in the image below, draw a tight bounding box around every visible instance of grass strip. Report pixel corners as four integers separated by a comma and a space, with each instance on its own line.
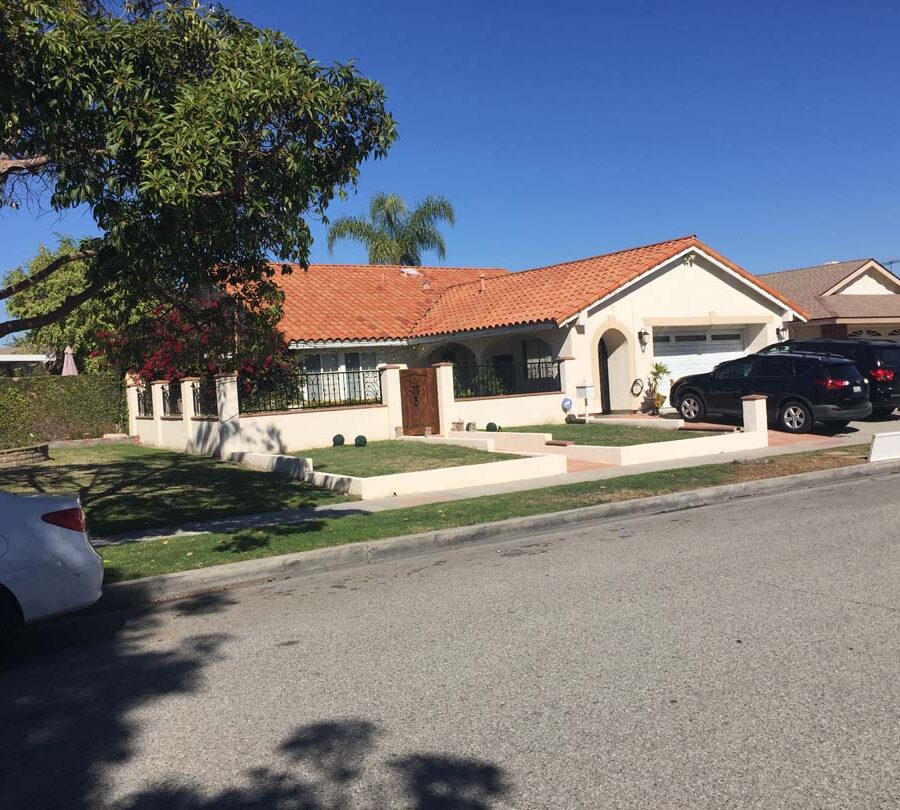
100, 445, 867, 583
506, 422, 721, 446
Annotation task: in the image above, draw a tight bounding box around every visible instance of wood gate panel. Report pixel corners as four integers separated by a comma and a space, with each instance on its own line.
399, 368, 440, 436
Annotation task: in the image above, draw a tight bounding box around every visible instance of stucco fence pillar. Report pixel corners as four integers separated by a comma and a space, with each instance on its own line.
379, 365, 404, 437
557, 356, 578, 402
741, 394, 768, 436
149, 380, 169, 447
124, 374, 141, 436
432, 362, 455, 435
215, 372, 241, 458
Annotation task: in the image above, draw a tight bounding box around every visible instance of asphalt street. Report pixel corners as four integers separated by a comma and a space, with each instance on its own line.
3, 473, 900, 809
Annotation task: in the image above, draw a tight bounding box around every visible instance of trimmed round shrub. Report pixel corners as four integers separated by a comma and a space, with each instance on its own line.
332, 434, 345, 446
486, 422, 498, 432
354, 435, 368, 447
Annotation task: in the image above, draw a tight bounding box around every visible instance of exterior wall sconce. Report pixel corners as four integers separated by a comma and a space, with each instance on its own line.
638, 329, 650, 352
776, 326, 788, 341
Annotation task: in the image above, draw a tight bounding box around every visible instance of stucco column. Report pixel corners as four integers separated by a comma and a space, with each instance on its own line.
215, 372, 240, 458
124, 374, 141, 436
557, 356, 577, 400
741, 395, 768, 437
150, 380, 168, 447
380, 365, 404, 437
432, 362, 456, 436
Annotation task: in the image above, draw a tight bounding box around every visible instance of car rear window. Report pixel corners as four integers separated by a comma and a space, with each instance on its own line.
876, 347, 900, 367
824, 362, 863, 380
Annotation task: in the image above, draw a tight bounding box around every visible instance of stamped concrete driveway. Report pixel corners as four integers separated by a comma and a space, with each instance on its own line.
3, 473, 900, 809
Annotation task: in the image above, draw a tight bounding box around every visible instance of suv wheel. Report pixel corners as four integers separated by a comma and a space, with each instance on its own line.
679, 392, 705, 422
779, 400, 812, 434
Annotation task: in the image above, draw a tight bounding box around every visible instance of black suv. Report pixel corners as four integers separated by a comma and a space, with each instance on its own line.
669, 352, 872, 433
759, 338, 900, 417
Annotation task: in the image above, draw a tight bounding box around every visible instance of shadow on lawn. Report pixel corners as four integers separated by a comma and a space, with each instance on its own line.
212, 520, 327, 553
2, 594, 511, 809
0, 447, 344, 537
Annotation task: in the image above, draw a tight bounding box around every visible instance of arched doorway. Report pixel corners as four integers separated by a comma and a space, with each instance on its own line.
598, 328, 630, 414
424, 342, 477, 367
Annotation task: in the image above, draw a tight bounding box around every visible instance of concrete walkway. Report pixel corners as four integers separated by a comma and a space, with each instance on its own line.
99, 425, 871, 546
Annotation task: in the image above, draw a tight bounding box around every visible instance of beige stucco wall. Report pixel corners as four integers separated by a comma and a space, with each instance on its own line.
450, 392, 568, 429
559, 253, 789, 413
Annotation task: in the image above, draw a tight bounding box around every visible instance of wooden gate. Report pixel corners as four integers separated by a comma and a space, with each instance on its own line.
399, 368, 440, 436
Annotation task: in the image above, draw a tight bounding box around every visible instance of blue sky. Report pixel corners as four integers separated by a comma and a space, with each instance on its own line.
3, 0, 900, 325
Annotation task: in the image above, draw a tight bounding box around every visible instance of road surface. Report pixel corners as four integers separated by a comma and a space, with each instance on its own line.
3, 473, 900, 808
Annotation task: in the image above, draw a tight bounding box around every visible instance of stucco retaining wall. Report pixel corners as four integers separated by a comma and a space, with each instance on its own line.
449, 392, 568, 430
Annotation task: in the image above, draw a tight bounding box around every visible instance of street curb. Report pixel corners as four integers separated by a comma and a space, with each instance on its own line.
100, 457, 900, 610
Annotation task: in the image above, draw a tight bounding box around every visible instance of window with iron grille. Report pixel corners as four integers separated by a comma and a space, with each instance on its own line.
454, 360, 562, 399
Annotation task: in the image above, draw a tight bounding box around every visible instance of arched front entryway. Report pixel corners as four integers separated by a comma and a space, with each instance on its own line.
424, 342, 477, 367
598, 328, 630, 414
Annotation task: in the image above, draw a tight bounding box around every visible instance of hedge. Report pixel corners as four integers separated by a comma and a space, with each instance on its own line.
0, 373, 125, 450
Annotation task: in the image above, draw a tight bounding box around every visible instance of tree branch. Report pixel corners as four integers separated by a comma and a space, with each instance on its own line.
0, 249, 97, 301
0, 153, 53, 183
0, 278, 107, 339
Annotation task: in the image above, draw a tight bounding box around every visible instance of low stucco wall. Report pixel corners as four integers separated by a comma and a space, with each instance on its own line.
229, 452, 312, 479
308, 454, 567, 500
231, 404, 393, 454
447, 430, 553, 452
133, 416, 157, 447
450, 393, 567, 430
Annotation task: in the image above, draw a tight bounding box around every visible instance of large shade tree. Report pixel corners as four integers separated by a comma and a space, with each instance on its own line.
0, 0, 396, 339
326, 193, 455, 265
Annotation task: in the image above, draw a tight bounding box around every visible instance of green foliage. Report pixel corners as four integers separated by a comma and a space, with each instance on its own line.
647, 361, 671, 413
354, 435, 367, 447
486, 422, 498, 432
327, 193, 455, 265
1, 1, 396, 338
3, 237, 140, 371
0, 373, 124, 449
332, 434, 345, 447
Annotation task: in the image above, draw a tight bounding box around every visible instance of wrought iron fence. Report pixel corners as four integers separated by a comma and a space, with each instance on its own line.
192, 381, 218, 417
454, 360, 562, 399
239, 369, 383, 414
136, 386, 153, 417
161, 383, 182, 416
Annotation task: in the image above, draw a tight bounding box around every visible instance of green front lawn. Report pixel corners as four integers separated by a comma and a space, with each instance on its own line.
296, 440, 517, 477
0, 444, 346, 537
99, 445, 868, 583
506, 422, 721, 446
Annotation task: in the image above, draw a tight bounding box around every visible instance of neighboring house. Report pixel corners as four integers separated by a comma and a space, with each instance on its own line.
0, 347, 51, 378
274, 235, 806, 413
760, 259, 900, 341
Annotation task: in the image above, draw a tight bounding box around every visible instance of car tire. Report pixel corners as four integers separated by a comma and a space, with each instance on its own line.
0, 587, 23, 659
678, 391, 706, 422
779, 400, 813, 434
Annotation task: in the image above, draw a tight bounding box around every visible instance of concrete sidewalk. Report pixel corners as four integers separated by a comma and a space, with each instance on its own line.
99, 427, 867, 545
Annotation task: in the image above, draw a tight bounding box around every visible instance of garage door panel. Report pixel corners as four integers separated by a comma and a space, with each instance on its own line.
653, 329, 746, 396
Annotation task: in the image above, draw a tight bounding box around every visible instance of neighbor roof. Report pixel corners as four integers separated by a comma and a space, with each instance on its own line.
758, 260, 870, 319
274, 236, 807, 343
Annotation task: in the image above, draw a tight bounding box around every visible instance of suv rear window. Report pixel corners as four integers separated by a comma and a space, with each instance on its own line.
824, 363, 863, 381
876, 346, 900, 367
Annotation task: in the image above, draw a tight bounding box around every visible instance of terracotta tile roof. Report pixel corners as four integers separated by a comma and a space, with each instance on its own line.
274, 236, 809, 343
273, 264, 508, 342
410, 235, 809, 336
758, 261, 869, 319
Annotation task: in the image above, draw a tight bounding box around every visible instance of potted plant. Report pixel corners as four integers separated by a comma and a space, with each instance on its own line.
645, 361, 670, 415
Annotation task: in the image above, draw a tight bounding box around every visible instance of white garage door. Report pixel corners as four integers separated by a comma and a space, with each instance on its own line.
653, 328, 747, 395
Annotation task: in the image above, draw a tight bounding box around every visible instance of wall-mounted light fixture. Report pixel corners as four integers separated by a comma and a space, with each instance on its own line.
637, 329, 650, 353
776, 326, 788, 341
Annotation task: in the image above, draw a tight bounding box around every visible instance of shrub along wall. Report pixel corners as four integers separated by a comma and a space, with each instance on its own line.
0, 373, 125, 449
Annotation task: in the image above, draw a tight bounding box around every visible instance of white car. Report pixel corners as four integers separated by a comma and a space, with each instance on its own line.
0, 490, 104, 650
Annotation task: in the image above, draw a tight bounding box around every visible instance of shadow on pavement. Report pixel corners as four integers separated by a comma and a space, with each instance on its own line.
1, 601, 511, 809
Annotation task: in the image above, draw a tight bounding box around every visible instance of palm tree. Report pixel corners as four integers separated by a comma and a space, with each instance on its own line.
326, 193, 455, 265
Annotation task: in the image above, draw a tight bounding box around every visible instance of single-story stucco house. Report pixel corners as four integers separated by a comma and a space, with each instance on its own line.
272, 235, 807, 413
0, 346, 51, 377
759, 258, 900, 341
